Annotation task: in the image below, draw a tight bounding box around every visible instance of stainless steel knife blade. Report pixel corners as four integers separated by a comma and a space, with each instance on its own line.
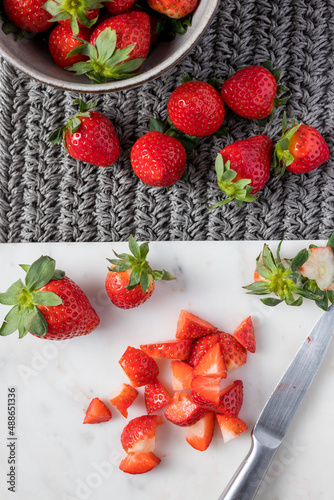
218, 305, 334, 500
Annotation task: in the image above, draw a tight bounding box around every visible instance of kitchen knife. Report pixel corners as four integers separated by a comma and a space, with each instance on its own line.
218, 305, 334, 500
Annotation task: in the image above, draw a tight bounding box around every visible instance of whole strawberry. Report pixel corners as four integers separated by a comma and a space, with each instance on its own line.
147, 0, 198, 19
3, 0, 52, 32
167, 80, 226, 137
43, 0, 102, 35
105, 235, 175, 309
272, 114, 330, 176
0, 256, 99, 340
48, 99, 120, 167
48, 24, 92, 69
210, 135, 273, 208
104, 0, 137, 15
221, 62, 290, 122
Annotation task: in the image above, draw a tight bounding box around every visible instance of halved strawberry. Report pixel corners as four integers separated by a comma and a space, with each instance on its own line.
176, 310, 218, 340
185, 412, 216, 451
121, 415, 163, 453
83, 398, 112, 424
193, 343, 226, 379
164, 391, 207, 427
110, 383, 138, 418
216, 380, 244, 416
140, 339, 192, 360
119, 451, 161, 474
216, 414, 248, 443
187, 333, 220, 367
219, 332, 247, 371
119, 346, 159, 387
171, 360, 193, 390
233, 316, 256, 353
145, 379, 171, 414
191, 375, 221, 405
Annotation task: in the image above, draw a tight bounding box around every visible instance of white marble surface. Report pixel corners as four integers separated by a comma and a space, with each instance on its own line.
0, 240, 332, 500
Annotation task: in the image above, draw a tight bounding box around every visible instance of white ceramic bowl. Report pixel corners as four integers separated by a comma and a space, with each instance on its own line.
0, 1, 220, 93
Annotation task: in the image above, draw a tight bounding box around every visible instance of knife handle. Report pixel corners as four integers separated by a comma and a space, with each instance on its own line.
217, 434, 279, 500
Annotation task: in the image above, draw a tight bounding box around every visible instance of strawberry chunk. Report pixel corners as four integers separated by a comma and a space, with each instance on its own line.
216, 380, 244, 416
119, 451, 161, 474
176, 310, 218, 340
216, 414, 248, 443
119, 346, 159, 387
121, 415, 163, 454
145, 379, 171, 414
187, 333, 220, 367
185, 411, 216, 451
193, 343, 226, 379
219, 332, 247, 371
83, 398, 112, 424
164, 391, 207, 427
140, 339, 192, 360
110, 383, 139, 418
171, 360, 193, 390
191, 375, 221, 405
233, 316, 256, 353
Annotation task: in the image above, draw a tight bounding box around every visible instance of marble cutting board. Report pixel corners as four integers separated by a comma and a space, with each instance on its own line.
0, 240, 333, 500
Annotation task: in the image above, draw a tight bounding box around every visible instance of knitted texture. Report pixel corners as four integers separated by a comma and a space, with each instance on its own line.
0, 0, 333, 242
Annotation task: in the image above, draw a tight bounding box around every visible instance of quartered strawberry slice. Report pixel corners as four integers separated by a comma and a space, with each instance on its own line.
164, 391, 207, 427
140, 339, 192, 360
121, 415, 163, 454
176, 310, 218, 340
233, 316, 256, 353
171, 360, 194, 390
119, 346, 159, 387
219, 332, 247, 371
83, 398, 112, 424
145, 379, 171, 414
216, 414, 248, 443
185, 411, 216, 451
187, 333, 220, 367
191, 375, 221, 405
193, 343, 227, 379
119, 451, 161, 474
216, 380, 244, 416
110, 383, 138, 418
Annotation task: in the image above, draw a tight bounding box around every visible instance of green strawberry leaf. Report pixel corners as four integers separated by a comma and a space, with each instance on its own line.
290, 249, 310, 272
23, 306, 48, 337
25, 256, 56, 292
150, 119, 165, 133
139, 242, 150, 261
128, 235, 141, 260
31, 291, 63, 306
260, 297, 283, 306
0, 305, 20, 336
243, 281, 272, 294
0, 279, 24, 305
326, 232, 334, 252
139, 268, 150, 293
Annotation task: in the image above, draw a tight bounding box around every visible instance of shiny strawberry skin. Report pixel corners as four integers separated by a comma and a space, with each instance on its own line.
140, 339, 192, 360
37, 276, 100, 340
64, 111, 120, 167
145, 379, 171, 413
119, 346, 160, 387
121, 415, 163, 453
83, 398, 112, 424
105, 268, 155, 309
104, 0, 137, 14
286, 124, 330, 174
187, 333, 220, 367
49, 24, 92, 70
119, 451, 161, 474
3, 0, 52, 32
147, 0, 198, 19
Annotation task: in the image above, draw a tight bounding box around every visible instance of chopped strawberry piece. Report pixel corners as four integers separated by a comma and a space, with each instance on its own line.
119, 346, 159, 387
191, 375, 221, 404
171, 360, 193, 390
164, 391, 207, 427
233, 316, 256, 353
219, 332, 247, 371
216, 380, 244, 416
121, 415, 163, 454
187, 333, 220, 367
83, 398, 112, 424
145, 379, 171, 414
119, 451, 161, 474
193, 343, 226, 379
185, 411, 216, 451
110, 383, 138, 418
216, 414, 248, 443
176, 310, 218, 340
140, 339, 192, 360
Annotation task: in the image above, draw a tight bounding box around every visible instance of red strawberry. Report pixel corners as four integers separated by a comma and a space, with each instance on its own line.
187, 333, 220, 367
43, 0, 102, 35
216, 380, 244, 416
119, 451, 161, 474
121, 415, 163, 453
176, 310, 218, 340
191, 375, 221, 405
211, 135, 273, 208
105, 235, 175, 309
0, 255, 99, 340
83, 398, 112, 424
164, 391, 207, 426
110, 384, 139, 418
185, 411, 215, 451
119, 347, 159, 387
147, 0, 198, 19
167, 80, 225, 137
3, 0, 52, 32
104, 0, 137, 14
170, 360, 193, 390
216, 414, 248, 443
48, 99, 120, 168
221, 62, 290, 121
219, 332, 247, 371
193, 343, 226, 379
140, 339, 192, 360
145, 379, 171, 414
130, 131, 187, 187
233, 316, 256, 353
48, 24, 92, 70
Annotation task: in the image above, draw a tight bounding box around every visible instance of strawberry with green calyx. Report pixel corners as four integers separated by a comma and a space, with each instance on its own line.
48, 23, 92, 69
209, 134, 273, 209
43, 0, 102, 36
66, 12, 150, 82
271, 113, 330, 177
49, 98, 120, 167
0, 255, 100, 340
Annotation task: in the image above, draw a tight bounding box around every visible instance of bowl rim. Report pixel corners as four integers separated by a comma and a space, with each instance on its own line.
0, 1, 220, 93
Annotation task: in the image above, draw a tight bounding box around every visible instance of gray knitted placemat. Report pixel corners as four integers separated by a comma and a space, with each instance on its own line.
0, 0, 333, 243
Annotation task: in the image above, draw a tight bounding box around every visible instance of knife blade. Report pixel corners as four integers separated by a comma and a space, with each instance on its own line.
218, 305, 334, 500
